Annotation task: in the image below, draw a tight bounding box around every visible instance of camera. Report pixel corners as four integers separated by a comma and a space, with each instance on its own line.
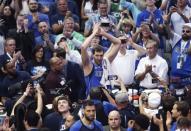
8, 78, 44, 97
121, 39, 127, 44
108, 75, 118, 81
122, 12, 128, 18
56, 80, 73, 96
28, 80, 39, 88
100, 19, 110, 27
101, 22, 110, 27
8, 80, 28, 97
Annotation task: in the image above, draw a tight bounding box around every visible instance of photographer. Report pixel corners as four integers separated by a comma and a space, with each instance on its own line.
139, 91, 166, 131
10, 82, 43, 116
9, 82, 43, 131
84, 0, 117, 37
45, 52, 86, 103
117, 10, 135, 35
2, 60, 31, 98
113, 78, 137, 128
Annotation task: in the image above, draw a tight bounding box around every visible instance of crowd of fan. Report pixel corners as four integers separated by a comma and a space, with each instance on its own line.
0, 0, 191, 130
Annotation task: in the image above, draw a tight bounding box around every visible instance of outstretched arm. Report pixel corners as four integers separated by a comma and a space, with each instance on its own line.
35, 84, 43, 115
10, 84, 31, 116
128, 37, 146, 56
102, 29, 121, 63
81, 24, 100, 75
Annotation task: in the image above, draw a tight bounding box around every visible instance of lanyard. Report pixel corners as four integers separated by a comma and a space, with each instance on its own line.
180, 39, 190, 55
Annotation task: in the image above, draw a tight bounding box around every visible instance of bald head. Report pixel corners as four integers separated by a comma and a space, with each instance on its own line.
109, 110, 120, 117
49, 57, 63, 71
108, 110, 121, 130
49, 57, 60, 66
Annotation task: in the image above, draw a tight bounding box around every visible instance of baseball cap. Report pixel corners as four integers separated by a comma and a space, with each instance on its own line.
148, 92, 161, 109
115, 91, 129, 103
183, 23, 191, 29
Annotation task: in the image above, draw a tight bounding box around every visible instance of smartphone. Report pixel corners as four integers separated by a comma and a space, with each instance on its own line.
123, 13, 128, 18
101, 22, 110, 27
121, 39, 127, 44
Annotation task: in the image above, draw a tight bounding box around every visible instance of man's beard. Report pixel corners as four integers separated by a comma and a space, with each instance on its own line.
182, 34, 190, 41
84, 115, 95, 122
30, 8, 38, 13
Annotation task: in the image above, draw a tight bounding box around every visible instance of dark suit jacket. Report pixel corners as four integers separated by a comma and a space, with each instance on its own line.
7, 29, 35, 61
45, 61, 86, 103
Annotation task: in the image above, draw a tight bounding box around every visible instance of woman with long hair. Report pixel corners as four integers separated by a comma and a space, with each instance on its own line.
26, 45, 49, 82
0, 5, 16, 36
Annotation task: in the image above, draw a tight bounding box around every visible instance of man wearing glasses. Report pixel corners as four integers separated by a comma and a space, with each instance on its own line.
169, 23, 191, 87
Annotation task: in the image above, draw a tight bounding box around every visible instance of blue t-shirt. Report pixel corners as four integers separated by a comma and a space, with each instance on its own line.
38, 0, 55, 7
70, 120, 103, 131
136, 9, 164, 49
48, 1, 79, 19
93, 99, 117, 116
27, 13, 49, 37
35, 34, 56, 60
50, 13, 79, 27
136, 9, 163, 27
171, 122, 177, 131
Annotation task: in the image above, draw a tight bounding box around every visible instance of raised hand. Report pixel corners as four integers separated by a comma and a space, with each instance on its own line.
166, 111, 172, 126
96, 27, 106, 36
25, 83, 33, 95
92, 23, 100, 35
23, 18, 29, 31
43, 33, 50, 43
13, 51, 22, 60
128, 120, 135, 128
127, 37, 134, 46
0, 18, 5, 26
153, 115, 163, 126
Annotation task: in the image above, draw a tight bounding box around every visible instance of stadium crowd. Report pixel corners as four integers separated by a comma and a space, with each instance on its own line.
0, 0, 191, 130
